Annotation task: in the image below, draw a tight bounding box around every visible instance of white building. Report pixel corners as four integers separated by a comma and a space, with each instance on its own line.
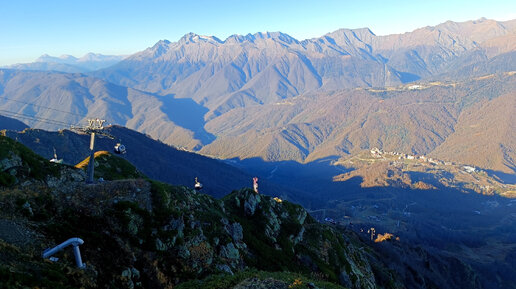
463, 166, 476, 173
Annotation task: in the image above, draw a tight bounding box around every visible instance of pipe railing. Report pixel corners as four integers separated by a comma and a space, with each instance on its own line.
42, 237, 85, 268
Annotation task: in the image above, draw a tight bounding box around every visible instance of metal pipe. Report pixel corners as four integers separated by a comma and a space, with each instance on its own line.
87, 132, 95, 184
42, 237, 85, 268
72, 245, 84, 268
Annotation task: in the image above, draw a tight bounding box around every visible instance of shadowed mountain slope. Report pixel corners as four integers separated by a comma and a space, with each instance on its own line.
2, 125, 310, 203
0, 114, 29, 131
0, 134, 493, 289
0, 135, 391, 288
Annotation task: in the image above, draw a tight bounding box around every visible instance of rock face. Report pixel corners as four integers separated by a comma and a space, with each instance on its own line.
243, 192, 261, 216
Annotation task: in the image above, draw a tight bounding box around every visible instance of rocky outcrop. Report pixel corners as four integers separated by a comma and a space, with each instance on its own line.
0, 151, 22, 171
243, 192, 261, 216
223, 189, 381, 288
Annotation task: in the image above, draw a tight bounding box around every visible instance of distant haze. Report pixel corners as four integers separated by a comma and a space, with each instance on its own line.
3, 53, 127, 73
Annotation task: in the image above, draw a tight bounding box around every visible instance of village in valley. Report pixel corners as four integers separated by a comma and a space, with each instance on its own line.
319, 148, 516, 254
333, 148, 516, 198
369, 147, 476, 172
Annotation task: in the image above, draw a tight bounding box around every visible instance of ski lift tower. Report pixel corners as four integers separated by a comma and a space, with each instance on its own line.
71, 118, 108, 184
85, 118, 105, 184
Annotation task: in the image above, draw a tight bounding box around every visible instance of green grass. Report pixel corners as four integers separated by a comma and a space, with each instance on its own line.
93, 152, 145, 181
75, 150, 145, 181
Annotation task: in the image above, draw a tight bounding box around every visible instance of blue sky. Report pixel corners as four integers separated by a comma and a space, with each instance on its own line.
1, 0, 515, 65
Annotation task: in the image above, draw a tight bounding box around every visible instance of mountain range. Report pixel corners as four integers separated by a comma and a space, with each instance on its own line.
0, 69, 213, 149
94, 18, 516, 116
0, 18, 515, 175
3, 53, 126, 73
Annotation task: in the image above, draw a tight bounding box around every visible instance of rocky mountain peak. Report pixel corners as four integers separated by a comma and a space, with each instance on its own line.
153, 39, 171, 46
224, 33, 257, 44
145, 39, 172, 58
223, 31, 299, 45
35, 54, 78, 63
252, 31, 299, 44
178, 32, 223, 45
325, 27, 376, 44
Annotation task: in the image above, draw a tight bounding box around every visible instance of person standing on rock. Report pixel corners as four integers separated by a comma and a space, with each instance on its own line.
253, 177, 259, 193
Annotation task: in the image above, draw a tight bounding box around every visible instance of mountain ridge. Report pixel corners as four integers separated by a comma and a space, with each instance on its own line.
3, 53, 126, 73
93, 18, 516, 116
1, 69, 515, 174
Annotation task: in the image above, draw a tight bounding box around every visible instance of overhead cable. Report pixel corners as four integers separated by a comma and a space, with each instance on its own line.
0, 96, 86, 118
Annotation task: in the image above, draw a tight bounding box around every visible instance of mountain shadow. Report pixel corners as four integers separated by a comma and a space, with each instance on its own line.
397, 71, 421, 83
226, 156, 516, 289
225, 156, 356, 208
158, 94, 215, 147
485, 168, 516, 185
